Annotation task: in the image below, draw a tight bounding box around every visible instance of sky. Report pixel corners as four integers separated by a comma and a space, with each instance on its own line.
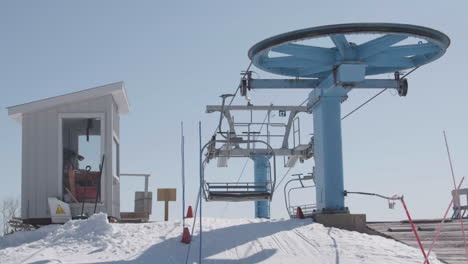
1, 0, 468, 223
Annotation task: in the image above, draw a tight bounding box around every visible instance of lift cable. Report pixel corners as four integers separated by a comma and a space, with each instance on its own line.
341, 67, 420, 120
297, 67, 421, 119
341, 88, 388, 120
273, 166, 293, 192
279, 68, 421, 192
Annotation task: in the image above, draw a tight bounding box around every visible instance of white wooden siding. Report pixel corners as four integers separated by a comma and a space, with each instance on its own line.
21, 95, 119, 219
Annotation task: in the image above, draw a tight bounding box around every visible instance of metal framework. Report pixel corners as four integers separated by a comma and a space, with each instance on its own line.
284, 173, 316, 218
205, 104, 314, 167
452, 188, 468, 219
204, 103, 314, 217
246, 23, 450, 213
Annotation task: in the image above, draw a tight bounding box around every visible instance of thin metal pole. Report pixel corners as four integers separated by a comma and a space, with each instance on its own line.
423, 177, 465, 264
191, 189, 201, 235
144, 175, 148, 215
184, 189, 201, 264
267, 109, 270, 146
181, 122, 186, 228
198, 121, 203, 264
443, 131, 468, 259
400, 198, 430, 264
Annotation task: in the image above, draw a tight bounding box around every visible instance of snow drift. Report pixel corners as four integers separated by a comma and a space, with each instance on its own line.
0, 213, 441, 264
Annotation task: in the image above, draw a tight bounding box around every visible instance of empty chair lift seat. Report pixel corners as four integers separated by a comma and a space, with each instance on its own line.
204, 182, 272, 202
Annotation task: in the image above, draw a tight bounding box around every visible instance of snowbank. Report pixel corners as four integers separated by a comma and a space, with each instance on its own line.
0, 214, 441, 264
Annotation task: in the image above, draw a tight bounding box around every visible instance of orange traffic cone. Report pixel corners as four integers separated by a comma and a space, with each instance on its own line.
186, 206, 194, 218
181, 227, 191, 244
296, 207, 305, 219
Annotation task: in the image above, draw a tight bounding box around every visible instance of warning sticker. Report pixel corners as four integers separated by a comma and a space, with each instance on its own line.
56, 205, 65, 214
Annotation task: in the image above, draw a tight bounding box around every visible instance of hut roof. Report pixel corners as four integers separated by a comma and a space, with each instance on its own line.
7, 81, 129, 122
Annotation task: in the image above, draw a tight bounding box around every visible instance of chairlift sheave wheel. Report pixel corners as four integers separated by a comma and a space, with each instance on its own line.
398, 78, 408, 96
248, 23, 450, 78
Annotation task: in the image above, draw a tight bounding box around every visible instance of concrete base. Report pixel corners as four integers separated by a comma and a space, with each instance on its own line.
313, 213, 367, 233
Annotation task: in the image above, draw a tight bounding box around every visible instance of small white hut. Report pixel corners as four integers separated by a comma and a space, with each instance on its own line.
7, 82, 129, 224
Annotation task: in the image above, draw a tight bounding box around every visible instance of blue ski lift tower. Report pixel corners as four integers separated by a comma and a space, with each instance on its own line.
244, 23, 449, 226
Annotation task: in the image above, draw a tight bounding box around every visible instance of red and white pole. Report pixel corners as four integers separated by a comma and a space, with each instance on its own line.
400, 198, 430, 264
443, 131, 468, 260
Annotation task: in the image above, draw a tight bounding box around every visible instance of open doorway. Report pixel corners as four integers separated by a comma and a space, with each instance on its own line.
60, 115, 104, 204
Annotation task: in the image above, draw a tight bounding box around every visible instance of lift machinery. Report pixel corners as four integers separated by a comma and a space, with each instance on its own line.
244, 23, 449, 214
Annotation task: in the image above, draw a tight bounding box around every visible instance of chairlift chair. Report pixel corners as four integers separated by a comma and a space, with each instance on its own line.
201, 139, 277, 202
284, 173, 316, 218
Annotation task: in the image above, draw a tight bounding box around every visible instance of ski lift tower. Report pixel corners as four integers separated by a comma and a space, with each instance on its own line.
245, 23, 449, 227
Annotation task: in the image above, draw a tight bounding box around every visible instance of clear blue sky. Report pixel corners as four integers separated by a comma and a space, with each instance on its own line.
1, 0, 468, 222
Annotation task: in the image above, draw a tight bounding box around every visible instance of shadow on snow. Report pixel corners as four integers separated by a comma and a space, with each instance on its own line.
91, 219, 312, 264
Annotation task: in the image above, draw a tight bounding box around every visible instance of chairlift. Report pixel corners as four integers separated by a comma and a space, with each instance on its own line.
201, 138, 277, 202
283, 172, 316, 218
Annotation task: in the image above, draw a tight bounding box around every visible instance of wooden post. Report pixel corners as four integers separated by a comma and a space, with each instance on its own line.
157, 188, 176, 222
164, 201, 169, 221
144, 175, 149, 214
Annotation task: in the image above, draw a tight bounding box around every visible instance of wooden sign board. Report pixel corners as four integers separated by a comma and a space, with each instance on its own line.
157, 188, 176, 221
157, 188, 176, 201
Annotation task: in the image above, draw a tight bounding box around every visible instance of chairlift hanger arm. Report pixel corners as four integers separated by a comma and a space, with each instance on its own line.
281, 110, 299, 149
222, 110, 237, 136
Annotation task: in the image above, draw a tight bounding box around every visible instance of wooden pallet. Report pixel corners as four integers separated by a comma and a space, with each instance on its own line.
119, 212, 149, 223
368, 219, 468, 264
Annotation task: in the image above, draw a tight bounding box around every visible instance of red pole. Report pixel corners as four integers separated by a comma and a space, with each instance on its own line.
443, 131, 468, 260
400, 198, 430, 264
423, 177, 464, 264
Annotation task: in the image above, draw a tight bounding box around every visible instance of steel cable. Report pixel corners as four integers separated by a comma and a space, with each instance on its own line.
298, 67, 421, 120
341, 67, 420, 120
284, 68, 422, 193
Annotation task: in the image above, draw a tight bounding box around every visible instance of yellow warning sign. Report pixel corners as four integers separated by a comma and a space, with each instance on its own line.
56, 205, 65, 214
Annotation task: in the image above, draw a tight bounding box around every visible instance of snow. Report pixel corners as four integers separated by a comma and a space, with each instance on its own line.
0, 213, 441, 264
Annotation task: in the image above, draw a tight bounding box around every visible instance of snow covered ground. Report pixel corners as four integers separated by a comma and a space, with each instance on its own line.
0, 213, 441, 264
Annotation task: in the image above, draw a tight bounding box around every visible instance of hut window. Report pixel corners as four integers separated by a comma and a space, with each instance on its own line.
62, 118, 102, 203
